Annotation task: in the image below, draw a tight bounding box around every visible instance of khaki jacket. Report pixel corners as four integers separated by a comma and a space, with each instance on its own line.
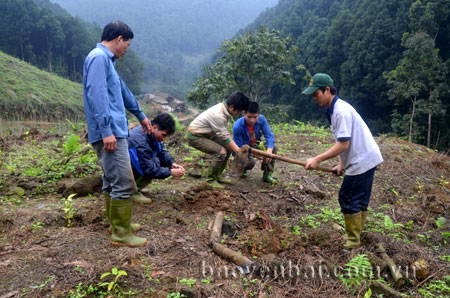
188, 103, 231, 143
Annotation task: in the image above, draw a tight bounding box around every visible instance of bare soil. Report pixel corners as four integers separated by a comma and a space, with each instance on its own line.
0, 128, 449, 298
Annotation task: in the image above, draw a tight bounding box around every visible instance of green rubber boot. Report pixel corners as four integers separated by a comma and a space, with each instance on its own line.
343, 212, 362, 250
136, 176, 152, 190
133, 176, 153, 204
206, 164, 224, 188
131, 191, 152, 204
110, 198, 147, 247
216, 175, 232, 184
206, 176, 225, 188
361, 211, 368, 230
263, 171, 277, 184
103, 194, 140, 233
216, 156, 232, 184
216, 167, 232, 184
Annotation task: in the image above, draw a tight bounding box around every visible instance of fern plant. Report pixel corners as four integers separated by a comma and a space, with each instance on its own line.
339, 254, 374, 290
418, 276, 450, 298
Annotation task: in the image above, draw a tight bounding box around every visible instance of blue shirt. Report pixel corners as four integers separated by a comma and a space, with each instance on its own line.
83, 43, 146, 144
232, 115, 275, 149
128, 125, 174, 179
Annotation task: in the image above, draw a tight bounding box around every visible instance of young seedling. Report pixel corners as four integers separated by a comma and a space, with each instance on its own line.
99, 267, 127, 292
62, 193, 76, 227
178, 278, 196, 288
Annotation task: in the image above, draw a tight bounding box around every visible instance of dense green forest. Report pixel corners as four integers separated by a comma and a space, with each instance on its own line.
0, 0, 145, 94
49, 0, 278, 98
0, 0, 96, 82
235, 0, 450, 150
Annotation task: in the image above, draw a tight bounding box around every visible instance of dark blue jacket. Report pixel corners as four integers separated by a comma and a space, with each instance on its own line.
128, 125, 174, 179
232, 115, 275, 149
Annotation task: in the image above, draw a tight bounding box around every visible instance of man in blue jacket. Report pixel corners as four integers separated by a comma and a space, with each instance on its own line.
232, 102, 277, 183
128, 113, 185, 204
83, 21, 152, 247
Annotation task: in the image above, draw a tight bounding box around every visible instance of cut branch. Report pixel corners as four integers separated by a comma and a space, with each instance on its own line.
210, 211, 224, 245
370, 281, 402, 298
376, 243, 405, 287
212, 242, 253, 268
331, 223, 346, 235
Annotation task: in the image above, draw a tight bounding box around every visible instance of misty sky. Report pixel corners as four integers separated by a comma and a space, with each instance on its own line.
50, 0, 279, 94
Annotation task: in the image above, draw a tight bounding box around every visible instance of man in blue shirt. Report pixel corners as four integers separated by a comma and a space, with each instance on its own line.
232, 102, 277, 183
83, 21, 152, 247
128, 113, 185, 204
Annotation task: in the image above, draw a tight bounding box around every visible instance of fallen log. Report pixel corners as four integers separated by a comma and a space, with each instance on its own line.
0, 291, 20, 298
370, 281, 402, 298
331, 223, 346, 235
376, 243, 405, 287
210, 211, 224, 245
210, 212, 253, 273
212, 242, 253, 269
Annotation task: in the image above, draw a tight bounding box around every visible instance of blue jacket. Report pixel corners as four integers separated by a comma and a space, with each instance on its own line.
232, 115, 275, 149
128, 125, 174, 179
83, 43, 146, 144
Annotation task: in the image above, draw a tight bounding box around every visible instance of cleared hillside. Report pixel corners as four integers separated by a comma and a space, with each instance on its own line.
0, 51, 84, 122
0, 122, 449, 297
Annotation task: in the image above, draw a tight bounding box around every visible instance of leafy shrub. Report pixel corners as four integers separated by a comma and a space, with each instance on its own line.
63, 134, 81, 155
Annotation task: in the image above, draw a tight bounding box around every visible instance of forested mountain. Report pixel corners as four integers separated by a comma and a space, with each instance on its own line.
2, 0, 448, 150
0, 0, 97, 82
0, 0, 154, 95
49, 0, 278, 98
240, 0, 450, 150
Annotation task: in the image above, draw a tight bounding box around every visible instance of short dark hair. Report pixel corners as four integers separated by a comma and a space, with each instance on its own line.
226, 91, 250, 111
101, 21, 134, 42
318, 86, 337, 95
153, 113, 175, 135
245, 102, 259, 114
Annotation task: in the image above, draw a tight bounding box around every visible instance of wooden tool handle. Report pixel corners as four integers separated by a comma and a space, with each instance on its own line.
249, 147, 337, 174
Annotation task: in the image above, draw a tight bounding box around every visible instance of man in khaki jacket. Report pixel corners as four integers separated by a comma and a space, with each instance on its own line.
186, 91, 250, 187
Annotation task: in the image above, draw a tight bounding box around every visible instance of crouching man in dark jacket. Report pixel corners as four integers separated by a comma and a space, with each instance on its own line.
128, 113, 185, 204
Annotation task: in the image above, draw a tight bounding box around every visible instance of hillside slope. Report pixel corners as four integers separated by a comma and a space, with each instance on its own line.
0, 122, 449, 297
0, 51, 84, 123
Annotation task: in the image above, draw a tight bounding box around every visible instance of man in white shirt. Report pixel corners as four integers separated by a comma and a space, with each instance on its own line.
302, 73, 383, 250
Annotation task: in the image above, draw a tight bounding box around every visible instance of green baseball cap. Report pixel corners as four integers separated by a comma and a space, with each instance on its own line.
301, 73, 334, 95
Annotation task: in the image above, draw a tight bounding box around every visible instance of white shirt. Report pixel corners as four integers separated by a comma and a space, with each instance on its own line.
329, 97, 383, 175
